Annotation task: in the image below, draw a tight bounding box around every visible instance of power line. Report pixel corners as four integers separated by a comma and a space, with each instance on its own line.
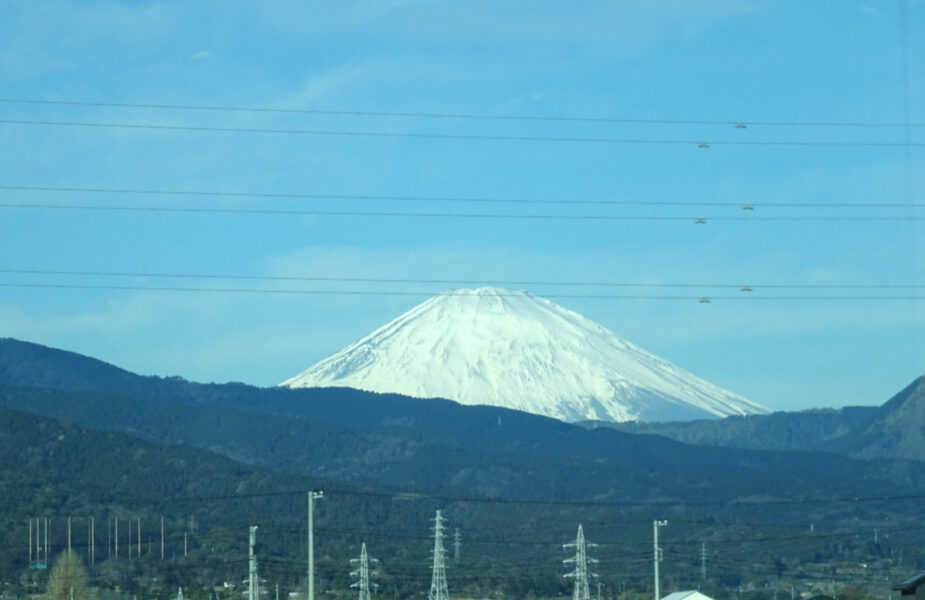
5, 484, 925, 510
8, 518, 923, 555
2, 118, 924, 147
0, 282, 922, 300
2, 184, 920, 209
2, 268, 922, 290
5, 520, 923, 559
3, 97, 924, 128
2, 202, 923, 221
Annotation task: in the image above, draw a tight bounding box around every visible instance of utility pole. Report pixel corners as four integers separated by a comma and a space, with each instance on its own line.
308, 491, 324, 600
249, 526, 259, 600
653, 520, 668, 600
428, 510, 449, 600
137, 518, 141, 556
68, 517, 72, 555
184, 532, 188, 557
453, 529, 461, 560
564, 524, 597, 600
700, 543, 706, 581
116, 518, 119, 558
161, 518, 165, 560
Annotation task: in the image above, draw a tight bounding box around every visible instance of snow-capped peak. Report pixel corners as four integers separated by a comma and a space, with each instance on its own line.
281, 287, 769, 422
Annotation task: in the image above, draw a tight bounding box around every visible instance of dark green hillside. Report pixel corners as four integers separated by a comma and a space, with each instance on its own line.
3, 379, 923, 512
2, 338, 925, 600
0, 404, 315, 584
0, 404, 578, 599
582, 406, 878, 453
2, 403, 923, 600
0, 338, 140, 391
580, 376, 925, 464
0, 338, 923, 510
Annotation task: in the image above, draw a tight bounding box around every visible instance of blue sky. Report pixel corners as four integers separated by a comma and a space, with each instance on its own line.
1, 0, 922, 412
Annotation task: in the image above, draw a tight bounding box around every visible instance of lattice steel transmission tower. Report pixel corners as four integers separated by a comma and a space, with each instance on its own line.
563, 525, 597, 600
350, 543, 378, 600
428, 510, 449, 600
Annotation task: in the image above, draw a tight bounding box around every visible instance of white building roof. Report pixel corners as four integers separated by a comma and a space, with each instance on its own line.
661, 591, 715, 600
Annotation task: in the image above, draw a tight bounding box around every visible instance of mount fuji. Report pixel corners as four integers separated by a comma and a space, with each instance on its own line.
282, 288, 769, 422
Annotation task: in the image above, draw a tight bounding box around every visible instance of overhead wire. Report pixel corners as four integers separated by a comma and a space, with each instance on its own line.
3, 97, 924, 128
0, 282, 922, 300
10, 508, 920, 587
2, 184, 920, 209
1, 268, 921, 290
1, 201, 923, 221
2, 118, 923, 147
10, 484, 925, 510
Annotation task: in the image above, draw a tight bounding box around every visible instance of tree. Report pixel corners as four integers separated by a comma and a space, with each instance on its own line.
46, 551, 93, 600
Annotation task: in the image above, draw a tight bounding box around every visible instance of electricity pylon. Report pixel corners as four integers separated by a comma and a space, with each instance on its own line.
564, 525, 597, 600
428, 511, 449, 600
350, 543, 379, 600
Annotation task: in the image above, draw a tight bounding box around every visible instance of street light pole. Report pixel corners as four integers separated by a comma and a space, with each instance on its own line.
249, 526, 258, 600
653, 520, 668, 600
308, 491, 324, 600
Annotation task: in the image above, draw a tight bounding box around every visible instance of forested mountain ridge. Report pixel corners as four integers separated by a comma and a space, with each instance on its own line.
581, 376, 925, 461
5, 402, 920, 600
2, 338, 924, 599
580, 377, 924, 463
580, 406, 877, 452
1, 338, 923, 507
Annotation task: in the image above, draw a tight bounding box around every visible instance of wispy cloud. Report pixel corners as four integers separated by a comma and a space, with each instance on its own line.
189, 50, 213, 62
275, 62, 390, 107
351, 0, 430, 18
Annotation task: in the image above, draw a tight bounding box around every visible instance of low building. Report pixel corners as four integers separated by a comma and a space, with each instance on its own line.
893, 574, 925, 598
801, 594, 835, 600
661, 591, 715, 600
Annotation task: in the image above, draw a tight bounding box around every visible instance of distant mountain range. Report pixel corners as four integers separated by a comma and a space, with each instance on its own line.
2, 337, 924, 597
582, 376, 925, 463
282, 287, 768, 422
1, 337, 922, 507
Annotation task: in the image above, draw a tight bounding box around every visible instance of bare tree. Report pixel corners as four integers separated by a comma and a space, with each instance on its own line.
46, 551, 94, 600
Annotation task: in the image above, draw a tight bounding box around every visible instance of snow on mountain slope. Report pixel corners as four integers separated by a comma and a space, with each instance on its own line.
281, 288, 769, 423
